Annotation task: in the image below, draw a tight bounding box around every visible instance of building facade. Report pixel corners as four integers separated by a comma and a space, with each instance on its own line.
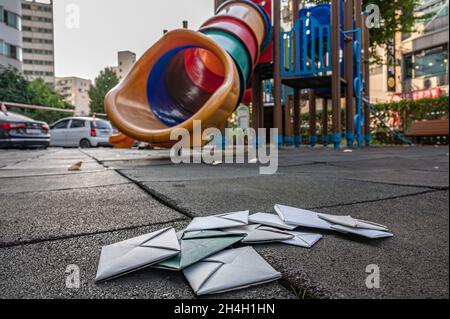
21, 0, 55, 87
370, 0, 449, 102
0, 0, 23, 71
399, 0, 449, 100
55, 76, 92, 116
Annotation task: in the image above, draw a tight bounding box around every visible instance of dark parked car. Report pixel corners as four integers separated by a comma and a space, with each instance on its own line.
0, 111, 50, 149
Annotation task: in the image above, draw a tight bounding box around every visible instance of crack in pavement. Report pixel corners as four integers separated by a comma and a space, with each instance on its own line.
0, 218, 188, 249
308, 189, 444, 210
0, 169, 111, 180
1, 181, 133, 195
80, 150, 195, 220
289, 171, 449, 191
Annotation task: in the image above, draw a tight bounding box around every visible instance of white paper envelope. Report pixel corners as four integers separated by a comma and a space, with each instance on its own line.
282, 231, 323, 248
274, 205, 333, 230
275, 205, 393, 239
224, 224, 295, 243
317, 213, 389, 231
183, 247, 282, 296
249, 213, 298, 230
185, 211, 249, 232
95, 227, 180, 283
331, 225, 394, 239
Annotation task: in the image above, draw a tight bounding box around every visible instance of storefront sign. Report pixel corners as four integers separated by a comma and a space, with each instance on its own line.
391, 88, 442, 101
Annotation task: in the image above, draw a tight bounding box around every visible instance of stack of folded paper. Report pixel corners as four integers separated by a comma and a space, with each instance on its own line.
274, 205, 394, 239
95, 205, 393, 296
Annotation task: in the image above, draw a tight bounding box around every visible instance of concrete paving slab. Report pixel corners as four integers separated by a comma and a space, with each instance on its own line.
0, 170, 130, 194
255, 191, 449, 299
0, 184, 187, 247
0, 222, 293, 299
1, 146, 448, 299
141, 173, 431, 217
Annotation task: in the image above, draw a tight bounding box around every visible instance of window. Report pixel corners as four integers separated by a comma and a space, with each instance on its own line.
53, 120, 69, 129
70, 120, 85, 129
404, 46, 449, 80
91, 120, 112, 130
3, 10, 21, 30
403, 54, 413, 80
3, 43, 22, 61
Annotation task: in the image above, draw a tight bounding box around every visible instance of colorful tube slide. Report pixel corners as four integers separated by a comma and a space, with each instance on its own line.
105, 0, 271, 148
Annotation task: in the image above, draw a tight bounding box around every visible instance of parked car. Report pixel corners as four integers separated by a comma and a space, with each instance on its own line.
49, 117, 113, 148
0, 111, 50, 149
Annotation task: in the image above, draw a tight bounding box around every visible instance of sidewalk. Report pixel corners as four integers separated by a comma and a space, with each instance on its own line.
0, 146, 448, 299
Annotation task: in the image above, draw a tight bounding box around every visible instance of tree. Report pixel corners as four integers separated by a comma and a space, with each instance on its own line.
0, 68, 74, 123
88, 67, 119, 114
26, 79, 74, 124
0, 68, 31, 104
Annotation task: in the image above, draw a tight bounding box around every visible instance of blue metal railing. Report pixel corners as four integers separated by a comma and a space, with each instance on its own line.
343, 28, 364, 147
281, 16, 332, 78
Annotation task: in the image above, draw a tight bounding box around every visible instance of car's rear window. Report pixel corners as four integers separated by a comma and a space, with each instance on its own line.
92, 120, 112, 130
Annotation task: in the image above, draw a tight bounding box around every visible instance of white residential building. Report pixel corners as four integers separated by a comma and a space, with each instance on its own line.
56, 76, 92, 116
0, 0, 23, 71
21, 0, 55, 87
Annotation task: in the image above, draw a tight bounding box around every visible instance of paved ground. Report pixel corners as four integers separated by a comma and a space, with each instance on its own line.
0, 146, 448, 299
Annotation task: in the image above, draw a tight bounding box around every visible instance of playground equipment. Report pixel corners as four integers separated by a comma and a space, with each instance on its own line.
106, 0, 271, 147
107, 0, 375, 149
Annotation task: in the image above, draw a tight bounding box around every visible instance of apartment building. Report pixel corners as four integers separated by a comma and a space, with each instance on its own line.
0, 0, 23, 71
55, 76, 92, 116
112, 51, 136, 81
21, 0, 55, 87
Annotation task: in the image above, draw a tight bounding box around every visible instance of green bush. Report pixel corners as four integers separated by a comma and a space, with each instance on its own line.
373, 96, 449, 133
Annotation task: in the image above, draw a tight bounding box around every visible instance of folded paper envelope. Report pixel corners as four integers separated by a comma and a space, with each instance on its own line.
155, 230, 245, 271
274, 205, 333, 230
95, 227, 180, 283
185, 211, 249, 232
183, 247, 282, 296
249, 213, 298, 230
282, 231, 323, 248
330, 225, 394, 239
275, 205, 393, 239
224, 224, 294, 243
317, 213, 389, 231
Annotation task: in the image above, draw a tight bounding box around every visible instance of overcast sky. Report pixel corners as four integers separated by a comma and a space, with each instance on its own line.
53, 0, 214, 81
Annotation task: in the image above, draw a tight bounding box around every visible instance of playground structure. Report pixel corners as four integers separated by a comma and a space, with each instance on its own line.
106, 0, 374, 149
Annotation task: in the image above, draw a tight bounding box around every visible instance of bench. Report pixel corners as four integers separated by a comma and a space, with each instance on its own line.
405, 119, 449, 145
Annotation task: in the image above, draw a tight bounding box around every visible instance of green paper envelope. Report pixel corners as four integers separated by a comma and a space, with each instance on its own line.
155, 230, 246, 271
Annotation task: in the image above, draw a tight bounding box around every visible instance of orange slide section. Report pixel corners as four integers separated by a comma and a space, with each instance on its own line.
106, 0, 271, 148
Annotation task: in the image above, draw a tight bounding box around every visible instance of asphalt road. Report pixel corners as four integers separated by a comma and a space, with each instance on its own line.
0, 146, 448, 299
